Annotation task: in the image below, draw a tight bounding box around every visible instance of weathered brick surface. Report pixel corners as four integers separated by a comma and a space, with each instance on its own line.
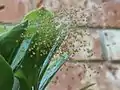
60, 28, 102, 60
0, 0, 30, 23
47, 62, 120, 90
42, 0, 120, 90
99, 30, 120, 60
90, 0, 120, 28
47, 62, 98, 90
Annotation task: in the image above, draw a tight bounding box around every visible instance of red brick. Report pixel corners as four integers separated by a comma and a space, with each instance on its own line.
0, 0, 29, 23
90, 0, 120, 27
47, 62, 120, 90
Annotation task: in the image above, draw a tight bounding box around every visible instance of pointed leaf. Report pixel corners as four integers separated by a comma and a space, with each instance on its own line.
11, 37, 33, 71
15, 69, 30, 90
18, 8, 59, 88
38, 29, 68, 82
0, 21, 28, 63
12, 77, 20, 90
39, 53, 69, 90
0, 54, 13, 90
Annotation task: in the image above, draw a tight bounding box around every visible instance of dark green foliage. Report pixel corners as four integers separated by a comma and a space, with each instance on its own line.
0, 21, 28, 64
0, 8, 68, 90
0, 55, 13, 90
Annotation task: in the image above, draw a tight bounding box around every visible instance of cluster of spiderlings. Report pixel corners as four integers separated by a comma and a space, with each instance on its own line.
20, 8, 63, 59
61, 28, 94, 60
43, 1, 109, 90
53, 0, 105, 26
50, 0, 105, 60
51, 0, 89, 27
27, 8, 71, 60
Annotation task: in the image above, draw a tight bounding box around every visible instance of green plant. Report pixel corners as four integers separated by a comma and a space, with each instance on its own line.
0, 8, 68, 90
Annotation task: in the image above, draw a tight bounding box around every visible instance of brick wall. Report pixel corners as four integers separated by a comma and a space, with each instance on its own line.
1, 0, 120, 90
42, 0, 120, 90
0, 0, 31, 23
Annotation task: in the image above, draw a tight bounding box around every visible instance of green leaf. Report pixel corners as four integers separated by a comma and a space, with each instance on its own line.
12, 77, 20, 90
15, 69, 30, 90
38, 25, 68, 83
18, 33, 41, 88
0, 24, 16, 34
11, 35, 34, 71
23, 8, 56, 39
38, 40, 60, 82
0, 7, 68, 90
11, 33, 39, 90
0, 54, 13, 90
10, 8, 67, 90
17, 8, 60, 88
0, 25, 5, 34
0, 21, 28, 64
39, 53, 69, 90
